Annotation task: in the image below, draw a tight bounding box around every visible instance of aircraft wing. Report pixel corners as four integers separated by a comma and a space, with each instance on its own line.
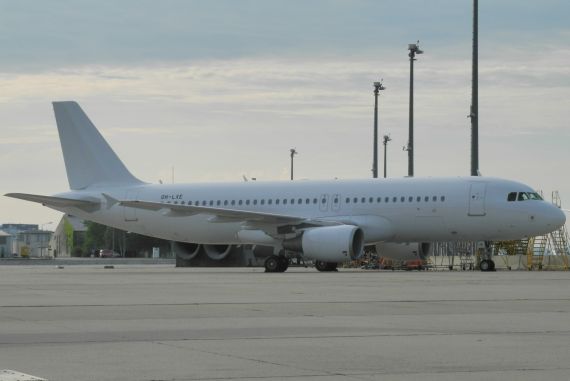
5, 193, 100, 208
119, 199, 333, 226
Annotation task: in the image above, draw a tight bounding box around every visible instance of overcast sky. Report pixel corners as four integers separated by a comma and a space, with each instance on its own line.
1, 0, 569, 225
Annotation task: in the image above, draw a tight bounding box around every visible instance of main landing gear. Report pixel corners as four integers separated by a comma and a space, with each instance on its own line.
264, 255, 289, 273
315, 261, 338, 272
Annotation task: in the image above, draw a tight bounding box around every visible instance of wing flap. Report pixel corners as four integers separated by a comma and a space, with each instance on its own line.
120, 200, 305, 225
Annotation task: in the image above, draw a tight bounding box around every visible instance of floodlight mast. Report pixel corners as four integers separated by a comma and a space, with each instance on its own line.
470, 0, 479, 176
407, 41, 423, 177
382, 134, 392, 178
372, 80, 386, 178
290, 148, 297, 181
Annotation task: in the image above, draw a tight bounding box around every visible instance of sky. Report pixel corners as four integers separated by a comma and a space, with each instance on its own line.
1, 0, 569, 226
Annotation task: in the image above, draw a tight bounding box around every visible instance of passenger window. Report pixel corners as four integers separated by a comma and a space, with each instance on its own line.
416, 196, 421, 202
441, 196, 445, 202
393, 197, 397, 202
346, 198, 350, 204
246, 200, 250, 205
268, 199, 272, 205
283, 199, 287, 205
202, 201, 207, 206
400, 196, 405, 202
424, 196, 429, 202
261, 199, 265, 205
432, 196, 437, 202
298, 198, 303, 204
408, 196, 413, 202
377, 197, 381, 203
253, 200, 258, 205
313, 198, 318, 204
224, 200, 228, 206
275, 199, 280, 205
385, 197, 389, 203
291, 199, 295, 205
334, 197, 339, 204
238, 200, 243, 205
231, 200, 235, 206
188, 201, 193, 205
353, 197, 358, 203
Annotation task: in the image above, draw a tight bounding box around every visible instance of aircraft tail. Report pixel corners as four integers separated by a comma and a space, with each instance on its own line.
53, 101, 144, 190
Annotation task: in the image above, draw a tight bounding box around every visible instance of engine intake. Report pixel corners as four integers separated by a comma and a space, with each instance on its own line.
283, 225, 364, 263
172, 242, 201, 260
203, 244, 232, 260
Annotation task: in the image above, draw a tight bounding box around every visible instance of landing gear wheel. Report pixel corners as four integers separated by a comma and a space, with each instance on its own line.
264, 255, 289, 273
315, 261, 338, 272
264, 256, 280, 272
480, 259, 496, 272
277, 256, 289, 272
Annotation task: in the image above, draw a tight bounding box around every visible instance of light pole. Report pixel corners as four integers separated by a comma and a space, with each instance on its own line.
290, 148, 297, 180
470, 0, 479, 176
407, 41, 423, 177
382, 134, 392, 178
372, 80, 386, 178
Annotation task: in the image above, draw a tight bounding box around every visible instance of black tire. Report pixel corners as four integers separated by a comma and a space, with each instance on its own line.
264, 256, 280, 272
480, 259, 490, 272
277, 256, 289, 272
315, 261, 338, 272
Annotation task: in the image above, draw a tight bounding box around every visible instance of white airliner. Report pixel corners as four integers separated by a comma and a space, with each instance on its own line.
6, 102, 566, 272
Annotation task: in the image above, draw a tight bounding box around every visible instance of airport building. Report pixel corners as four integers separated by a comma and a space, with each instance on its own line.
0, 224, 52, 258
49, 215, 87, 257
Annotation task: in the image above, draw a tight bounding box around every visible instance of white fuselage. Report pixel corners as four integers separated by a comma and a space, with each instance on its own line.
52, 176, 565, 246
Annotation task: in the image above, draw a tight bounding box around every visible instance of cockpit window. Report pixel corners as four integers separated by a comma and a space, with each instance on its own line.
508, 192, 543, 202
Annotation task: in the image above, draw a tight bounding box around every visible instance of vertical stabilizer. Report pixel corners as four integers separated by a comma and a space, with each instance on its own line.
53, 101, 143, 190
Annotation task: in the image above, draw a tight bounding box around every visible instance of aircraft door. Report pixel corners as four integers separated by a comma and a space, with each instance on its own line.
124, 190, 139, 222
319, 194, 329, 212
468, 183, 487, 216
331, 193, 341, 212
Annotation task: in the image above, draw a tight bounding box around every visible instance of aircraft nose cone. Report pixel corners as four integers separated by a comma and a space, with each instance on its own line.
552, 207, 567, 229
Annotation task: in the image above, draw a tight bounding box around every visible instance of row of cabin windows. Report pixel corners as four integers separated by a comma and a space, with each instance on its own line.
163, 195, 446, 207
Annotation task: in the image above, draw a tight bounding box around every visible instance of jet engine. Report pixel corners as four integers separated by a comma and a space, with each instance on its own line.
283, 225, 364, 263
172, 242, 201, 260
203, 244, 233, 260
375, 242, 431, 261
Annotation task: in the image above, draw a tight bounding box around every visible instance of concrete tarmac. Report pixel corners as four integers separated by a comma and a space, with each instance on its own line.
1, 265, 569, 381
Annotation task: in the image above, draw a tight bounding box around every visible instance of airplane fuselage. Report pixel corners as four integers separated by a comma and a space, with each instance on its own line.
52, 176, 563, 245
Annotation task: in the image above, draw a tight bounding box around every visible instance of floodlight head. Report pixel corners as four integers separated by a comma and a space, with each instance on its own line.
374, 82, 381, 87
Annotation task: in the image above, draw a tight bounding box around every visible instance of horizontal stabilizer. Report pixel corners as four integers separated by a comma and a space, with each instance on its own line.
5, 193, 100, 210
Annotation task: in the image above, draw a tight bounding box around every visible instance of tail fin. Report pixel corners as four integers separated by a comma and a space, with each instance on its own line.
53, 101, 144, 190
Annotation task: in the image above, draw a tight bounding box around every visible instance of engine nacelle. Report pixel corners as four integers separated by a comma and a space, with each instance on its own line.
172, 242, 201, 260
375, 242, 432, 261
283, 225, 364, 263
203, 244, 232, 260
